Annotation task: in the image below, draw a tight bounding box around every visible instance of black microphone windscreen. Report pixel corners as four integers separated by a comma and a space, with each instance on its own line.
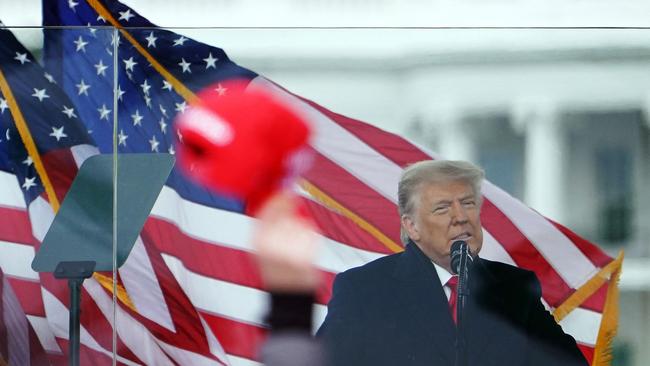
450, 240, 467, 275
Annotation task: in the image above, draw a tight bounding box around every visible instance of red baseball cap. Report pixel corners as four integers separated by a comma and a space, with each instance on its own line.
175, 79, 312, 214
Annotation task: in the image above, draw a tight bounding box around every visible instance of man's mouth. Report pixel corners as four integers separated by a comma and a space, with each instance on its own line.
451, 232, 471, 241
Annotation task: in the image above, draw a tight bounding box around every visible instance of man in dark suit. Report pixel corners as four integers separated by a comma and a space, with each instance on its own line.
317, 160, 588, 366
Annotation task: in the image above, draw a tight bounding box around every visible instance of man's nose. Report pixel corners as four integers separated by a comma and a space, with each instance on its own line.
451, 201, 468, 224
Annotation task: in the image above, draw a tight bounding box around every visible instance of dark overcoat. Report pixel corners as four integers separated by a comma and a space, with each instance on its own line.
317, 243, 588, 366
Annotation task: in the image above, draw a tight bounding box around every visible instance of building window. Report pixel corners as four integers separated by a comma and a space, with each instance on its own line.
564, 109, 641, 246
596, 147, 632, 242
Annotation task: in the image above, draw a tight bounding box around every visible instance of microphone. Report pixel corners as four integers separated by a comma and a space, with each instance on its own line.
450, 240, 472, 366
450, 240, 472, 275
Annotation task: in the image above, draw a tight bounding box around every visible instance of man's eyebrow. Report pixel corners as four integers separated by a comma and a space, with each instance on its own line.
460, 193, 476, 201
432, 199, 452, 206
431, 193, 476, 207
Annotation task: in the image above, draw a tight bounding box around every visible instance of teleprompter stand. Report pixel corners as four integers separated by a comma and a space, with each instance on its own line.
32, 153, 175, 366
53, 261, 95, 366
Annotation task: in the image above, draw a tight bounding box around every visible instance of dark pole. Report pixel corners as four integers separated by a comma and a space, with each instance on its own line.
54, 261, 95, 366
68, 278, 84, 366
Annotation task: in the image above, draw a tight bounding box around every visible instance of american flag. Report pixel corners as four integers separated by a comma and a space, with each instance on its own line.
0, 0, 621, 365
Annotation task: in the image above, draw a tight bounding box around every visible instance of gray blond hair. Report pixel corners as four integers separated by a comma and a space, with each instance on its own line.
398, 160, 485, 244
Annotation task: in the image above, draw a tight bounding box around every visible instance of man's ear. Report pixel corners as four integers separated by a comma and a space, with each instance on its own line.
401, 215, 420, 242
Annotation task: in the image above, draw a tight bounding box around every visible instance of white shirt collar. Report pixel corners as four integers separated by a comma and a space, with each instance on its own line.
431, 260, 457, 301
432, 260, 454, 288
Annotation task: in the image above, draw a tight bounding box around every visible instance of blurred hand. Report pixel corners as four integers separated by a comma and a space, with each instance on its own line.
252, 191, 320, 292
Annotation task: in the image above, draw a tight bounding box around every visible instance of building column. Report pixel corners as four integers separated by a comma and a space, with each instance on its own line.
426, 103, 475, 162
512, 99, 566, 223
638, 97, 650, 256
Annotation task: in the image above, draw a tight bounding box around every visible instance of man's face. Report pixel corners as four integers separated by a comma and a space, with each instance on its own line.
402, 180, 483, 273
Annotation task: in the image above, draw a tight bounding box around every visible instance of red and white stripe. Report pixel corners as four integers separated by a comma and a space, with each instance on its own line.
1, 265, 49, 366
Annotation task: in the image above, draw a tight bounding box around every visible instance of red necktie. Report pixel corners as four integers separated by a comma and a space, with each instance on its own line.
446, 276, 458, 325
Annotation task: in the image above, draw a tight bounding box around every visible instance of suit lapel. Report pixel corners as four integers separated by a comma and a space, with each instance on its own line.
465, 258, 507, 364
393, 244, 456, 365
391, 251, 517, 364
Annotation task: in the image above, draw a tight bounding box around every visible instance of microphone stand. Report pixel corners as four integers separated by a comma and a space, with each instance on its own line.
454, 244, 471, 366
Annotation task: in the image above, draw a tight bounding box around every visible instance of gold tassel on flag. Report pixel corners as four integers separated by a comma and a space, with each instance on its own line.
552, 251, 624, 366
591, 251, 624, 366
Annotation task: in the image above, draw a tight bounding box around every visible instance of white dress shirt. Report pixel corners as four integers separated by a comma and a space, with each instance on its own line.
432, 261, 456, 301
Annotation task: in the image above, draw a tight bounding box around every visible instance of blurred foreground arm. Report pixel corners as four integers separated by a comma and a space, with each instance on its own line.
253, 192, 324, 366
